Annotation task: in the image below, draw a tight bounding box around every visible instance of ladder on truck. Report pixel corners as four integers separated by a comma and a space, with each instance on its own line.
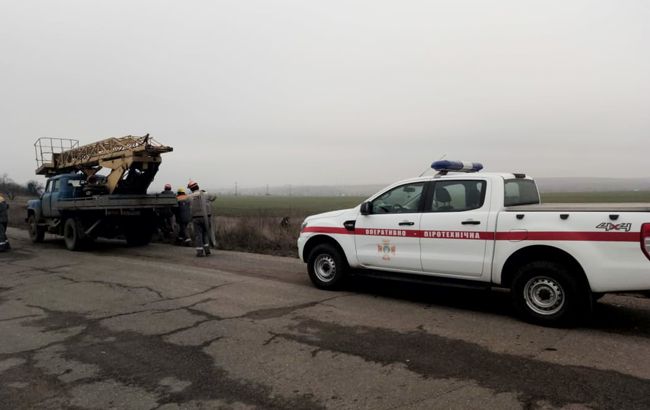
34, 134, 173, 195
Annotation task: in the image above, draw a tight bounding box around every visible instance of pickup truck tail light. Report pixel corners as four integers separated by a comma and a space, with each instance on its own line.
642, 224, 650, 261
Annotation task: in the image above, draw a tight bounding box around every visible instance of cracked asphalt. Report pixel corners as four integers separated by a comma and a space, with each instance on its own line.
1, 227, 650, 410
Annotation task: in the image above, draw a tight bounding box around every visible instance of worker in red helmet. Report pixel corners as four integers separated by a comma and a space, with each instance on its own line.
188, 180, 216, 257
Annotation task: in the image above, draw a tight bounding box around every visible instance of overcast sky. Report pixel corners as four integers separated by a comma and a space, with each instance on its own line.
1, 0, 648, 189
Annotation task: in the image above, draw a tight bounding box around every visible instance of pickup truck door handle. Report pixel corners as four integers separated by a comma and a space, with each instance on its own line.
399, 221, 415, 226
462, 220, 481, 225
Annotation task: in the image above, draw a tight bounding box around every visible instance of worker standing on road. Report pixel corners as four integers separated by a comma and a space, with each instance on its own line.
0, 195, 10, 251
159, 184, 176, 241
188, 180, 216, 257
175, 188, 192, 245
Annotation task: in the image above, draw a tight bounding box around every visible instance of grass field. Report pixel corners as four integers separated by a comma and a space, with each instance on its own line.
214, 191, 650, 218
214, 195, 367, 217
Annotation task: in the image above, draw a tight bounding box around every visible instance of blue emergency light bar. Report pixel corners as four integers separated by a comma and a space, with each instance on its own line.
431, 160, 483, 173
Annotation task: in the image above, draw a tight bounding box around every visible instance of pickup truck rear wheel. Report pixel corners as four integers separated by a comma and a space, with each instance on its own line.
511, 261, 589, 326
28, 215, 45, 243
63, 218, 86, 251
307, 244, 348, 290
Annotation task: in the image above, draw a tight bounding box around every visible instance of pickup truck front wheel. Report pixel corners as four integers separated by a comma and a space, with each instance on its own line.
511, 261, 589, 326
307, 244, 348, 290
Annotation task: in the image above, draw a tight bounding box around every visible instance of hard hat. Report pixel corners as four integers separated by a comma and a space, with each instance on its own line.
177, 187, 186, 194
164, 183, 172, 191
188, 180, 199, 190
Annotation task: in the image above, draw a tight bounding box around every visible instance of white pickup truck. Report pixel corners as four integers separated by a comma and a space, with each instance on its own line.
298, 161, 650, 325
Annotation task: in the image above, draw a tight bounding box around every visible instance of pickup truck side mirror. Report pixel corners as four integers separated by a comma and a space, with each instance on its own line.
360, 202, 372, 215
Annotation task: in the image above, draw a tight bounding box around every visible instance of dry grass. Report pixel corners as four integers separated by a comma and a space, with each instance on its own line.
5, 197, 30, 229
215, 216, 300, 257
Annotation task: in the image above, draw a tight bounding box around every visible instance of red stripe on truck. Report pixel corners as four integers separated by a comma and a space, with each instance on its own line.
303, 227, 640, 242
420, 230, 494, 240
494, 231, 640, 242
514, 231, 639, 242
302, 227, 350, 235
355, 228, 420, 238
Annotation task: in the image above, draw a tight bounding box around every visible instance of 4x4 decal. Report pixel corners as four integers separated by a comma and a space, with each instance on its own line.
596, 222, 632, 232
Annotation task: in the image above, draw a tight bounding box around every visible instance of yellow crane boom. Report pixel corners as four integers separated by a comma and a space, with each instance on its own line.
34, 134, 173, 194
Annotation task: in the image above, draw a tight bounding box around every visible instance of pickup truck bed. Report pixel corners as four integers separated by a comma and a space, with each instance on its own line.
507, 203, 650, 212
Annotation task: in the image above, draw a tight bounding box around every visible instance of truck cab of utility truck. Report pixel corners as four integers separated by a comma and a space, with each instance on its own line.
29, 174, 84, 220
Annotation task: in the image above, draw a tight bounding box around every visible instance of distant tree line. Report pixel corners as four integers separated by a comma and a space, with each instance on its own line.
0, 173, 43, 199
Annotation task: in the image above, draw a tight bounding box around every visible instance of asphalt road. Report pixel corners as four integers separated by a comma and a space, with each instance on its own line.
1, 228, 650, 410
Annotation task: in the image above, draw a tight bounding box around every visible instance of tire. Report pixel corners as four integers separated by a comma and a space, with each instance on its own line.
307, 244, 348, 290
63, 218, 85, 251
511, 261, 591, 327
28, 215, 45, 243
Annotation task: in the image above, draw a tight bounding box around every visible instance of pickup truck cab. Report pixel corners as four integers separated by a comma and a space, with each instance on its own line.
298, 161, 650, 325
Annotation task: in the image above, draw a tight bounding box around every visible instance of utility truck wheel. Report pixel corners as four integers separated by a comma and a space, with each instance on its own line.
511, 261, 589, 327
307, 244, 348, 290
28, 215, 45, 243
63, 218, 85, 251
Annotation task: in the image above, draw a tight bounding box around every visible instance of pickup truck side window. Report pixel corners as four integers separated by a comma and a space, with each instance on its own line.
51, 180, 60, 193
371, 182, 424, 214
504, 179, 540, 206
428, 180, 486, 212
44, 181, 52, 193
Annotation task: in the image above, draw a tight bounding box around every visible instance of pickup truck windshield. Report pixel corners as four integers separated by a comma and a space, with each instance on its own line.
504, 179, 540, 206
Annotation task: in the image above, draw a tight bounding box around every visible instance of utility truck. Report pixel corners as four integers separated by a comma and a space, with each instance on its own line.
298, 161, 650, 325
26, 135, 176, 250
